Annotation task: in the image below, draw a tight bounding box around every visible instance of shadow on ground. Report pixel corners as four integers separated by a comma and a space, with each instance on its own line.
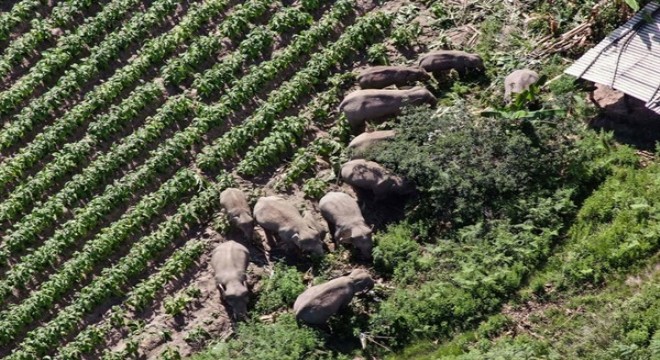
589, 84, 660, 151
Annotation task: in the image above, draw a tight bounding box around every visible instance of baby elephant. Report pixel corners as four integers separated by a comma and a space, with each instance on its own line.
220, 188, 254, 240
341, 159, 412, 200
357, 66, 430, 89
320, 192, 373, 259
339, 87, 436, 131
211, 241, 250, 319
348, 130, 396, 158
294, 269, 374, 325
253, 196, 324, 256
418, 50, 484, 74
504, 69, 540, 101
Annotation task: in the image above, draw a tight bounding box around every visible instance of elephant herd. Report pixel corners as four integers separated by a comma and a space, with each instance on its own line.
211, 187, 377, 323
210, 50, 541, 325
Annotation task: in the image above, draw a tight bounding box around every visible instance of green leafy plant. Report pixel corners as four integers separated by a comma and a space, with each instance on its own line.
372, 223, 420, 276
625, 0, 641, 12
302, 177, 329, 199
254, 263, 305, 314
191, 314, 328, 360
367, 43, 389, 65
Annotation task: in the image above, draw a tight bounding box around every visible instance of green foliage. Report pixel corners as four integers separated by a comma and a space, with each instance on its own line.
365, 104, 593, 229
254, 263, 306, 314
191, 314, 329, 360
303, 177, 330, 199
367, 43, 389, 65
560, 164, 660, 286
164, 291, 194, 317
160, 346, 182, 360
411, 264, 660, 360
372, 223, 421, 276
475, 314, 513, 339
625, 0, 640, 12
391, 5, 421, 48
371, 189, 573, 347
391, 23, 421, 48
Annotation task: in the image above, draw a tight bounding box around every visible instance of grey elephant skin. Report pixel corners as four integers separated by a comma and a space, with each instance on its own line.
418, 50, 484, 74
348, 130, 396, 158
220, 188, 254, 239
294, 269, 374, 325
319, 192, 373, 259
253, 196, 324, 256
341, 159, 412, 199
211, 241, 250, 319
339, 87, 436, 130
504, 69, 539, 101
357, 66, 430, 89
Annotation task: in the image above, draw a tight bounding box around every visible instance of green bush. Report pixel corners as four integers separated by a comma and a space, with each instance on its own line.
561, 164, 660, 285
254, 263, 305, 314
365, 104, 597, 229
371, 191, 572, 348
373, 223, 421, 276
192, 314, 329, 360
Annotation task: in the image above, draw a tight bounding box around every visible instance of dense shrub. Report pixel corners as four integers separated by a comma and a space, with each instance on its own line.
364, 103, 634, 348
370, 192, 570, 348
372, 223, 421, 276
192, 314, 334, 360
560, 164, 660, 286
365, 103, 598, 229
253, 263, 305, 314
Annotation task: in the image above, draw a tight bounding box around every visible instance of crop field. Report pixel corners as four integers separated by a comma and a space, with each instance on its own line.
0, 0, 400, 357
1, 0, 659, 359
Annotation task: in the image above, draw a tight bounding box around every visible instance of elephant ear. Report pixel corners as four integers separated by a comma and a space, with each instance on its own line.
338, 228, 353, 243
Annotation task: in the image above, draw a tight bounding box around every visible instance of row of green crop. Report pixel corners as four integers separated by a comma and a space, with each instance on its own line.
3, 8, 390, 358
164, 4, 322, 86
0, 0, 142, 118
194, 0, 357, 168
0, 0, 353, 257
0, 0, 328, 321
53, 178, 234, 360
55, 238, 209, 359
235, 73, 353, 176
0, 97, 194, 301
0, 169, 199, 345
0, 96, 197, 264
191, 0, 353, 99
0, 0, 43, 42
0, 0, 226, 151
13, 36, 356, 360
0, 0, 292, 310
0, 0, 99, 79
4, 177, 223, 359
0, 82, 163, 224
0, 0, 227, 188
96, 74, 352, 357
275, 136, 345, 188
161, 0, 274, 85
198, 10, 389, 186
270, 81, 353, 189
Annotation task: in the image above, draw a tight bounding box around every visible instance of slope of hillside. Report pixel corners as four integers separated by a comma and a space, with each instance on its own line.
0, 0, 658, 359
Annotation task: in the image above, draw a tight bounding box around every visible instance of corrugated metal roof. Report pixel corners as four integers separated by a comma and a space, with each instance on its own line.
565, 2, 660, 115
